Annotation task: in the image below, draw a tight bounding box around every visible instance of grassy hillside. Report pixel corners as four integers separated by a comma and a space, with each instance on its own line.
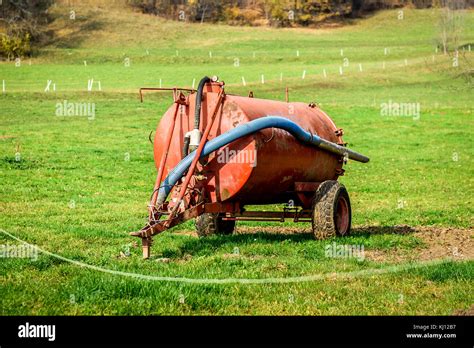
0, 3, 473, 315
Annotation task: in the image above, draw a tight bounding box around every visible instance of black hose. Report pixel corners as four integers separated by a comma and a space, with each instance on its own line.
194, 76, 211, 130
182, 135, 190, 159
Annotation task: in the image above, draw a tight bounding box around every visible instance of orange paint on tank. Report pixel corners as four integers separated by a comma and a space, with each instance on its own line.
154, 84, 344, 207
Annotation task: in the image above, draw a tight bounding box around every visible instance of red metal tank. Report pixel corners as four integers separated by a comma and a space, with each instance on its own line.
154, 83, 344, 208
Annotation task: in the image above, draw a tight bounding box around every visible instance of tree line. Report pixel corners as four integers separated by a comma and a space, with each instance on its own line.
1, 0, 472, 59
128, 0, 472, 26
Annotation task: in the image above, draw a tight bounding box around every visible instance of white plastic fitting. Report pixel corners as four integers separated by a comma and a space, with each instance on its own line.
187, 129, 202, 147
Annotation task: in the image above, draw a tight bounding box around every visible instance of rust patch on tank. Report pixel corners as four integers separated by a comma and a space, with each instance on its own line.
221, 188, 230, 200
280, 175, 293, 184
224, 101, 244, 127
223, 101, 239, 113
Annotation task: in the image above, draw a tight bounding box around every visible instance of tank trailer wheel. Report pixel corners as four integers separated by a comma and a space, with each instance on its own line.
311, 180, 351, 239
195, 213, 236, 237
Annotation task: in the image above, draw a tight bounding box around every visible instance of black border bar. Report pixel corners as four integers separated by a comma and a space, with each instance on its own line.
1, 316, 472, 346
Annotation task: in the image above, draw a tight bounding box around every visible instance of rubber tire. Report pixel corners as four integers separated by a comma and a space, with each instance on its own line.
311, 180, 352, 239
195, 213, 235, 237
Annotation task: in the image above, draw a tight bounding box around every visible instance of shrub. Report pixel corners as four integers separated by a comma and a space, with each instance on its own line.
0, 33, 31, 60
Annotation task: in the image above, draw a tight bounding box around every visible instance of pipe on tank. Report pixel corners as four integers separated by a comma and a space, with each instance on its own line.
194, 76, 211, 130
157, 116, 369, 205
182, 135, 190, 159
185, 76, 219, 155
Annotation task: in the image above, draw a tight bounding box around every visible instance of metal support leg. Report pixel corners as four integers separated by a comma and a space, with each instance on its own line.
142, 237, 152, 259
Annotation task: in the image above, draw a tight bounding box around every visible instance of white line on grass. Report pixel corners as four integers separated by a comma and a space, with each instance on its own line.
0, 228, 456, 285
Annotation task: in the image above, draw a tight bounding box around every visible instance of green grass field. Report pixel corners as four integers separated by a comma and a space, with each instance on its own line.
1, 3, 473, 315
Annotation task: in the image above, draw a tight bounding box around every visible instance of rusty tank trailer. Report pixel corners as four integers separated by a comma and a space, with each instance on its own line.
132, 76, 369, 258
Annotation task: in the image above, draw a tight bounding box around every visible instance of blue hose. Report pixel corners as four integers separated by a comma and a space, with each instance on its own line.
157, 116, 369, 204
